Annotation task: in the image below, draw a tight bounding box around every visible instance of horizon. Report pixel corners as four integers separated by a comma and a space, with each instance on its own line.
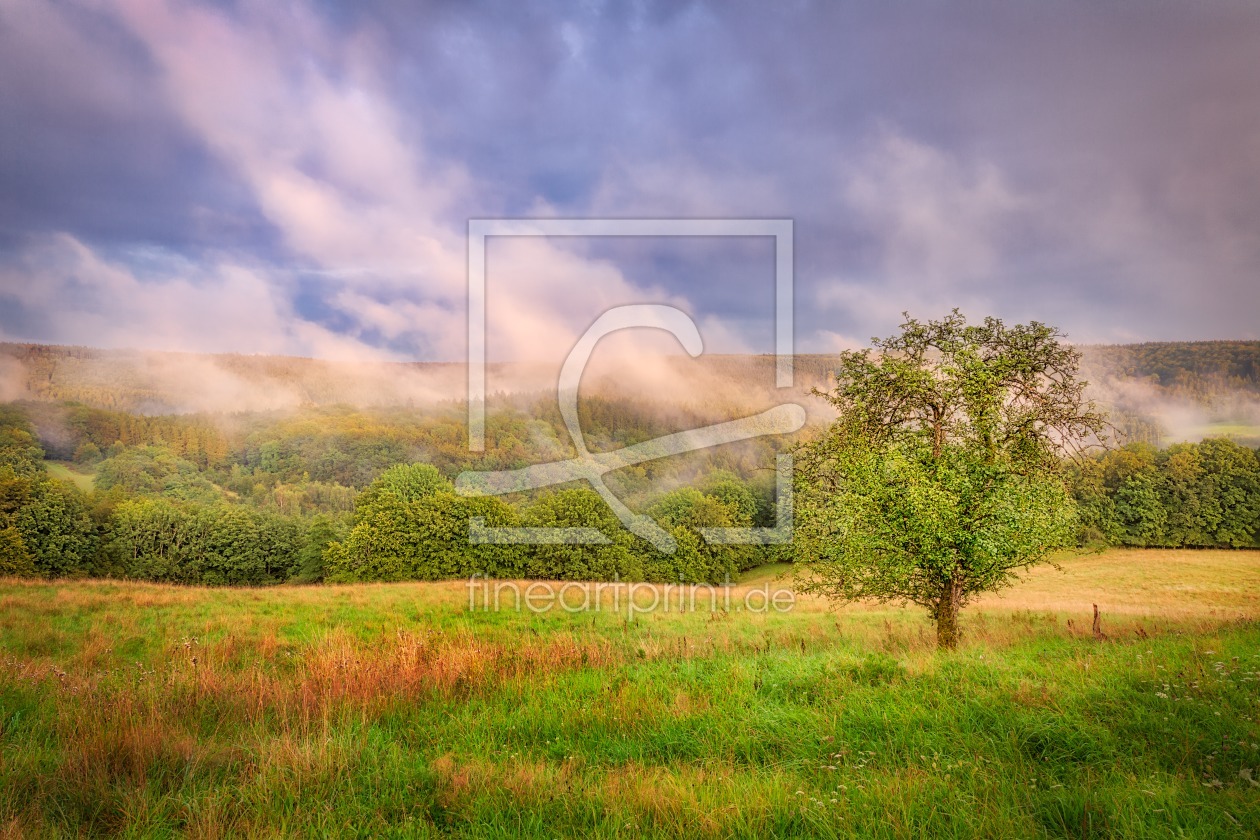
4, 335, 1260, 368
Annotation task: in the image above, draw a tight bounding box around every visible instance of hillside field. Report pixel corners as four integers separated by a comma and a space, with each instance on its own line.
1, 550, 1259, 838
41, 462, 95, 494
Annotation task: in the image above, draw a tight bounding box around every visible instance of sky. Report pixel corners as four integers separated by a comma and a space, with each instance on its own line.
1, 0, 1259, 365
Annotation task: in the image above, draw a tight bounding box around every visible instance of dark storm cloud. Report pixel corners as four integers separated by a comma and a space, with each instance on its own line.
338, 0, 1260, 343
0, 0, 272, 253
1, 0, 1258, 358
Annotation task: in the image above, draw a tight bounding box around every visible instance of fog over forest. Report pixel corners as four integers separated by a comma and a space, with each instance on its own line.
3, 341, 1258, 450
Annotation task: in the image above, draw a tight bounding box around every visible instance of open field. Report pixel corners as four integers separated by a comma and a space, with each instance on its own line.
1175, 425, 1260, 449
1, 550, 1259, 837
42, 462, 96, 494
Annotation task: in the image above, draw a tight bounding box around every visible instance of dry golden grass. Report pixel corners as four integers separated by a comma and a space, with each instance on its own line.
975, 548, 1260, 618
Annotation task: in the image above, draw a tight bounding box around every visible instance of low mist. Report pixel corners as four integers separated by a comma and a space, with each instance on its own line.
3, 342, 1258, 448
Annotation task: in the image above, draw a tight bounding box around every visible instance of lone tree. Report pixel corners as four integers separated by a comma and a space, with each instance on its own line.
795, 311, 1106, 649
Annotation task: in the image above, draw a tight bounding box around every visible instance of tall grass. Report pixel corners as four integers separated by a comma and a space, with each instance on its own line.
1, 549, 1258, 837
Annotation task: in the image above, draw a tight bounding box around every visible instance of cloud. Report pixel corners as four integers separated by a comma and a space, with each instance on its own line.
1, 0, 721, 367
0, 233, 378, 360
3, 0, 1260, 364
842, 128, 1024, 287
109, 0, 764, 367
108, 0, 467, 296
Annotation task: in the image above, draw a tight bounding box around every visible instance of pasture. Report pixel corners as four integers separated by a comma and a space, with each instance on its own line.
1, 549, 1258, 838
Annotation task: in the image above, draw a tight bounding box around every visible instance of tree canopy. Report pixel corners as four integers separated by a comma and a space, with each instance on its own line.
795, 311, 1107, 649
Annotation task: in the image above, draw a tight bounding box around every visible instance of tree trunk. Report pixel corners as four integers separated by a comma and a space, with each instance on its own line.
934, 581, 963, 650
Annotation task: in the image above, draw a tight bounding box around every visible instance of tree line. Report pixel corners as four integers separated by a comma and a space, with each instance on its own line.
1070, 438, 1260, 548
1, 400, 1257, 588
0, 405, 770, 585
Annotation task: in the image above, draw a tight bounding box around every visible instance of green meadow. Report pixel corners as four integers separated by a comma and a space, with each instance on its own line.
41, 462, 95, 494
1, 549, 1258, 838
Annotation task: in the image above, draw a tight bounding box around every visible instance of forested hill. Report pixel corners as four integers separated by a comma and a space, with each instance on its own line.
2, 340, 1259, 445
0, 342, 845, 416
1079, 341, 1260, 395
0, 343, 467, 414
1074, 342, 1260, 445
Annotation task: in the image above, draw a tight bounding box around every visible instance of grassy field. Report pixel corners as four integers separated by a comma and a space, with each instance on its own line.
1172, 424, 1260, 449
1, 550, 1258, 838
43, 462, 96, 493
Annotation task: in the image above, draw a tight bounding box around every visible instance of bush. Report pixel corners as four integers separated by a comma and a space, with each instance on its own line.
104, 498, 302, 585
